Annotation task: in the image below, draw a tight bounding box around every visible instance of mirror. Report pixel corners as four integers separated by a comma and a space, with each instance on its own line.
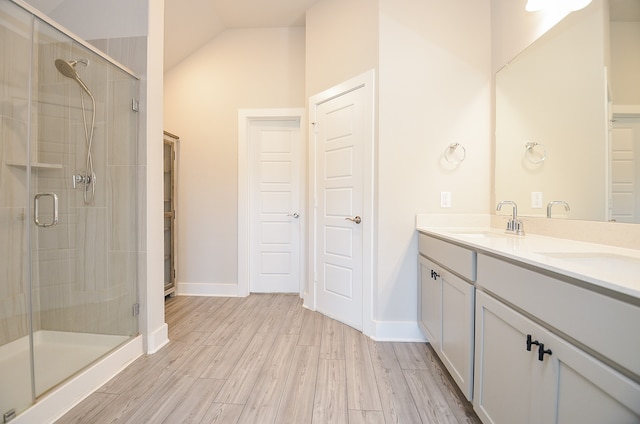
494, 0, 640, 223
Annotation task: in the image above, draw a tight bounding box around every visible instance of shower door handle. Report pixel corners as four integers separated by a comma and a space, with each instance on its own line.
34, 192, 59, 227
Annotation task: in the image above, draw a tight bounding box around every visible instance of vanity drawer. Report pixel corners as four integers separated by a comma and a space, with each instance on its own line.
418, 233, 476, 281
477, 253, 640, 378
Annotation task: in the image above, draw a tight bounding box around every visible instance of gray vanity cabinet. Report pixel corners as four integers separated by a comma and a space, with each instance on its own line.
418, 234, 475, 400
474, 290, 640, 423
473, 256, 640, 424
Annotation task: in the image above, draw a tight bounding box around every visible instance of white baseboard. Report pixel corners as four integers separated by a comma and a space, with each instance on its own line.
298, 301, 425, 342
145, 322, 169, 354
175, 285, 425, 343
371, 320, 427, 342
14, 336, 143, 424
177, 282, 241, 297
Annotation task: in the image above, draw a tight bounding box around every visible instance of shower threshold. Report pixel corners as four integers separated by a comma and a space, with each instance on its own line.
0, 330, 130, 415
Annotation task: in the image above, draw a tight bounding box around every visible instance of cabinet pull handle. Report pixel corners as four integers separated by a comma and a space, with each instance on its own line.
526, 334, 540, 351
430, 270, 440, 280
538, 343, 552, 361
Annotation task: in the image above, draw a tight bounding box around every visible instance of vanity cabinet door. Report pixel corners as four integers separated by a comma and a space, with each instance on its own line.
539, 324, 640, 424
419, 255, 474, 400
418, 255, 441, 350
474, 291, 540, 424
440, 267, 474, 400
474, 291, 640, 424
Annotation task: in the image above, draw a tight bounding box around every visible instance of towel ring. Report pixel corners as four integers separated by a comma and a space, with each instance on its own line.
444, 143, 466, 164
525, 142, 546, 164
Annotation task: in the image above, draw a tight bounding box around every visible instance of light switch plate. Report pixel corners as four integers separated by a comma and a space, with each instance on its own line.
532, 192, 543, 208
441, 191, 452, 208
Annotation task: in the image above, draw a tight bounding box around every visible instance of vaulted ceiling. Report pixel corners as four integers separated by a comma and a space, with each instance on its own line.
23, 0, 321, 72
163, 0, 321, 71
21, 0, 640, 73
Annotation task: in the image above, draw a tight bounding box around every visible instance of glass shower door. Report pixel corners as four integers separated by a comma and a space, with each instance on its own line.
28, 18, 139, 397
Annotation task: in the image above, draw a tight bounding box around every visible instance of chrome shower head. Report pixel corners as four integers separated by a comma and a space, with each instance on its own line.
55, 58, 93, 97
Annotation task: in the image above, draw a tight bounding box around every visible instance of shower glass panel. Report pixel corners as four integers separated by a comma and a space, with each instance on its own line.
0, 0, 139, 418
0, 1, 33, 417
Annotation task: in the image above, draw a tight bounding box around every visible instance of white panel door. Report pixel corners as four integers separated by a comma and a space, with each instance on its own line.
249, 119, 301, 293
314, 87, 365, 330
611, 117, 640, 223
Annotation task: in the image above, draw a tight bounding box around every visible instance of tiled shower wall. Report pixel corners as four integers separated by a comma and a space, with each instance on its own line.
34, 38, 139, 337
0, 3, 140, 346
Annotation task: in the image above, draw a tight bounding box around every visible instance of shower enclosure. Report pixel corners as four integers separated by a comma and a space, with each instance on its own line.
0, 1, 139, 420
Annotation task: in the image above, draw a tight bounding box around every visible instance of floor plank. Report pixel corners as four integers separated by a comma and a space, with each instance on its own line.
256, 293, 296, 334
236, 334, 298, 423
347, 410, 386, 424
297, 308, 323, 347
161, 378, 226, 424
122, 373, 197, 423
279, 295, 305, 335
200, 402, 245, 424
368, 339, 423, 423
344, 326, 382, 412
175, 344, 223, 378
320, 315, 345, 360
54, 392, 118, 424
404, 369, 461, 424
274, 345, 320, 424
202, 296, 264, 346
312, 359, 348, 424
213, 331, 278, 404
55, 294, 481, 424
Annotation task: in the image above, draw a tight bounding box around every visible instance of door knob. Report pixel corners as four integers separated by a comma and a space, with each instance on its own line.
287, 212, 300, 219
345, 216, 362, 224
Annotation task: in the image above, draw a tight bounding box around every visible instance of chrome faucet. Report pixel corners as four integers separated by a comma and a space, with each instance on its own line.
546, 200, 570, 218
496, 200, 525, 236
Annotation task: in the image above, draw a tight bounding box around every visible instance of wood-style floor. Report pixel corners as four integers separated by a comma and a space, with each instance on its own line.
56, 294, 481, 424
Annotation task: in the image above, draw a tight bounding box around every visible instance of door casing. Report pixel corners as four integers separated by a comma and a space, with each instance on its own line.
238, 108, 306, 297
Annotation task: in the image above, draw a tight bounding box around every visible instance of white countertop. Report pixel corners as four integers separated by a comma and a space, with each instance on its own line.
417, 226, 640, 301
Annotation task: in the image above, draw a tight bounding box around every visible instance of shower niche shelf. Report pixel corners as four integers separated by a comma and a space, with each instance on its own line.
6, 160, 62, 169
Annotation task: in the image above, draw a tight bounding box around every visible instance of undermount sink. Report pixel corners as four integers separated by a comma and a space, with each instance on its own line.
536, 252, 640, 272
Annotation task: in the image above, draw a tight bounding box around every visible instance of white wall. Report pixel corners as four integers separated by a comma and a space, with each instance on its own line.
143, 0, 168, 353
305, 0, 491, 331
611, 20, 640, 106
164, 27, 305, 295
305, 0, 379, 98
376, 0, 491, 323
